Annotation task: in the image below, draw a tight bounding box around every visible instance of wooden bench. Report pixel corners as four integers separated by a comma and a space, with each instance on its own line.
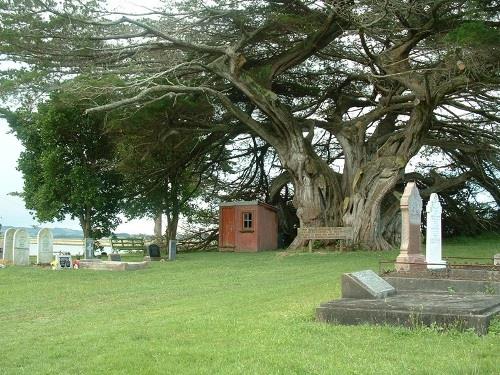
296, 227, 353, 252
110, 238, 146, 254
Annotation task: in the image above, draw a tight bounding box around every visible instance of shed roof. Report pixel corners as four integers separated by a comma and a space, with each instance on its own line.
219, 200, 277, 211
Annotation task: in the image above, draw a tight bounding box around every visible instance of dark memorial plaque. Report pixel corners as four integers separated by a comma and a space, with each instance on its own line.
342, 270, 396, 299
148, 244, 161, 258
108, 253, 122, 262
56, 254, 72, 270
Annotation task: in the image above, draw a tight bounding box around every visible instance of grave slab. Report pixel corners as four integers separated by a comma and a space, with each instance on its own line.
79, 259, 149, 271
384, 276, 500, 295
316, 293, 500, 335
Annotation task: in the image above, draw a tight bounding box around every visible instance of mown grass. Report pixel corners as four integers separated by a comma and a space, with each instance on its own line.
0, 235, 499, 374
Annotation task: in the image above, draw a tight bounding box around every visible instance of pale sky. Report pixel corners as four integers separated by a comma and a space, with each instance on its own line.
0, 0, 165, 234
0, 118, 154, 234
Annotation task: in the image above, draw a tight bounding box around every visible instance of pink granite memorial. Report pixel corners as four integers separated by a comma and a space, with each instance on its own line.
395, 182, 425, 271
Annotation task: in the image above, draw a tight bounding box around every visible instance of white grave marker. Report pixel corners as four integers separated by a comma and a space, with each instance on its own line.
13, 229, 30, 266
37, 228, 54, 264
2, 228, 16, 262
426, 193, 446, 269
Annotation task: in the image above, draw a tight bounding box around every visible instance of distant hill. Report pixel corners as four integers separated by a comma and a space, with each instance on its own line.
0, 226, 141, 239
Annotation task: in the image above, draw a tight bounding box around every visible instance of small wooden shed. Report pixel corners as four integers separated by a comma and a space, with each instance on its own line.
219, 201, 278, 252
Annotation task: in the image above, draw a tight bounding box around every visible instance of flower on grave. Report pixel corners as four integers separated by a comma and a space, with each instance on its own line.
50, 259, 58, 270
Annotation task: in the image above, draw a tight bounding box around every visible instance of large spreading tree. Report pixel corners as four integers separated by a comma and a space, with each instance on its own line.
1, 0, 498, 249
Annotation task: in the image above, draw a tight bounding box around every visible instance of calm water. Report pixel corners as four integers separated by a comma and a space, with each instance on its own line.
28, 243, 112, 256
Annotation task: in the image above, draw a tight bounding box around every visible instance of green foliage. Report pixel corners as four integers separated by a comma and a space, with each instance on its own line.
8, 82, 124, 238
111, 94, 230, 240
446, 21, 500, 47
249, 65, 273, 86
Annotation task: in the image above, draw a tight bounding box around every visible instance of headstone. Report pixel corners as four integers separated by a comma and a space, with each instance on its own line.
84, 238, 94, 259
148, 244, 161, 258
342, 270, 396, 299
55, 254, 72, 269
108, 253, 122, 261
425, 193, 446, 269
2, 228, 16, 262
494, 254, 500, 266
168, 240, 177, 261
395, 182, 425, 271
13, 229, 30, 266
37, 228, 54, 264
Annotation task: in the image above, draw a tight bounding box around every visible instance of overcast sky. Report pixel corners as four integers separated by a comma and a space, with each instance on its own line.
0, 117, 154, 234
0, 1, 166, 234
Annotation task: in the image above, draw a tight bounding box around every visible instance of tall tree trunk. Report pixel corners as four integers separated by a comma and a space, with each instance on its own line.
286, 146, 341, 227
79, 209, 94, 258
154, 210, 162, 241
165, 214, 178, 243
341, 160, 403, 250
339, 105, 432, 250
79, 209, 92, 239
281, 136, 342, 249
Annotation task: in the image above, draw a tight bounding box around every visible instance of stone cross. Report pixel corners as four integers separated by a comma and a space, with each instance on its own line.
37, 228, 54, 264
395, 182, 425, 271
13, 229, 30, 266
2, 228, 16, 262
425, 193, 446, 269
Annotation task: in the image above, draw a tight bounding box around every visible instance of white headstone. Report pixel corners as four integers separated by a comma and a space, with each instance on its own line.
37, 228, 54, 264
426, 193, 446, 269
13, 229, 30, 266
2, 228, 16, 262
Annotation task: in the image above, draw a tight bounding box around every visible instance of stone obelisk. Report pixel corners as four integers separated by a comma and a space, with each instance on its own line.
395, 182, 425, 271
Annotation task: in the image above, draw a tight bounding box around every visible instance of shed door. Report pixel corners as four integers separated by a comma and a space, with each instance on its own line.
221, 207, 235, 248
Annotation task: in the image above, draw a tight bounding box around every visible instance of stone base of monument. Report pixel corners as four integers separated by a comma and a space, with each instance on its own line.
394, 253, 426, 272
316, 269, 500, 335
79, 259, 149, 271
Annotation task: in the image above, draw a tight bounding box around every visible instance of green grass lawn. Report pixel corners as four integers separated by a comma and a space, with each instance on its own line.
1, 235, 499, 374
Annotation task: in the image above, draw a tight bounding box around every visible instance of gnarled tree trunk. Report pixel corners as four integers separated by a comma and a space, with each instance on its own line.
278, 136, 342, 249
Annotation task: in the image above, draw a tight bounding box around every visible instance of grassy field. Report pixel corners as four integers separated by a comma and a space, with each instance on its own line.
1, 235, 499, 374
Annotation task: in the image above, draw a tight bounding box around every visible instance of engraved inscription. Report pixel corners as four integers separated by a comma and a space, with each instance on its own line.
351, 270, 395, 294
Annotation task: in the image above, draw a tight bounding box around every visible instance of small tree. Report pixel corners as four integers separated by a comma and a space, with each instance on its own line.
8, 81, 123, 239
